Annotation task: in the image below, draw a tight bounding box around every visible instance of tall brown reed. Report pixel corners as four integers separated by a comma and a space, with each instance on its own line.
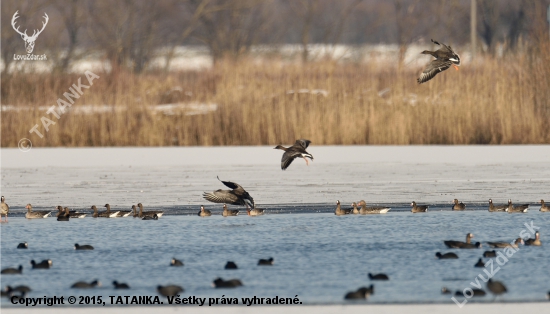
1, 51, 549, 147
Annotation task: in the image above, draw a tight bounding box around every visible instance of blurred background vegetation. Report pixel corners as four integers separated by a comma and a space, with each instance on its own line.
1, 0, 549, 147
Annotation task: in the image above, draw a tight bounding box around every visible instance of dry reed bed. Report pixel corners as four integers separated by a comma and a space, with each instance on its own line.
1, 52, 549, 147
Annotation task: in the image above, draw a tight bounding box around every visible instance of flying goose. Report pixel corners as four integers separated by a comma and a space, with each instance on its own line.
258, 257, 274, 266
203, 177, 254, 209
247, 206, 264, 216
25, 204, 51, 219
137, 203, 164, 218
358, 200, 390, 214
274, 139, 314, 170
410, 201, 428, 213
157, 285, 184, 297
222, 204, 239, 217
344, 285, 374, 300
507, 199, 529, 213
74, 243, 94, 250
335, 200, 352, 216
435, 252, 458, 259
91, 205, 118, 218
487, 238, 524, 249
212, 277, 243, 288
17, 242, 28, 249
488, 199, 508, 212
452, 199, 466, 210
417, 39, 460, 84
540, 199, 550, 212
444, 233, 474, 248
170, 258, 184, 267
104, 204, 126, 217
1, 265, 22, 274
368, 273, 389, 280
525, 231, 541, 246
1, 196, 9, 222
71, 280, 100, 289
198, 205, 212, 217
113, 281, 130, 289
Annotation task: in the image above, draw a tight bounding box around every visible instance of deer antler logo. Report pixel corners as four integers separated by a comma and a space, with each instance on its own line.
11, 11, 49, 54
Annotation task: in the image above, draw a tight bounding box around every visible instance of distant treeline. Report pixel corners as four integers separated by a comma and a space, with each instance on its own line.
2, 0, 549, 73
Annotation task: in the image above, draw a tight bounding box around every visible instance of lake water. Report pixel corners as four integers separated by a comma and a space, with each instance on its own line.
1, 146, 549, 307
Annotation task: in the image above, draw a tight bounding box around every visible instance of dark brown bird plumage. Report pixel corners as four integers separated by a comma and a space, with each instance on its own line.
417, 39, 461, 84
452, 199, 466, 210
488, 199, 507, 212
335, 200, 352, 216
213, 278, 243, 288
444, 233, 473, 248
203, 177, 254, 208
274, 139, 313, 170
507, 199, 529, 213
436, 252, 458, 259
222, 204, 239, 217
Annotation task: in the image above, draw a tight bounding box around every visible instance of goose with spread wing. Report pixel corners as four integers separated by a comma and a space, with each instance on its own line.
417, 39, 460, 84
274, 139, 314, 170
203, 177, 254, 208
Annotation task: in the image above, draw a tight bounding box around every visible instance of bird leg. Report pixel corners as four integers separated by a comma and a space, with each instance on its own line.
453, 65, 459, 71
303, 157, 309, 166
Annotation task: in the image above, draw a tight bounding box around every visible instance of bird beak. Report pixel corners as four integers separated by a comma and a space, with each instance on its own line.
453, 65, 459, 71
